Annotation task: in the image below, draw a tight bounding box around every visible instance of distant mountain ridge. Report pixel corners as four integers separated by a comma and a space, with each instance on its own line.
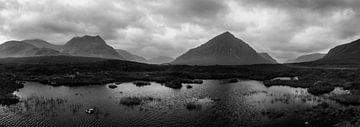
287, 53, 326, 63
319, 39, 360, 63
148, 56, 174, 64
0, 36, 151, 62
0, 41, 62, 58
23, 39, 63, 51
62, 35, 125, 60
171, 32, 275, 65
116, 49, 147, 63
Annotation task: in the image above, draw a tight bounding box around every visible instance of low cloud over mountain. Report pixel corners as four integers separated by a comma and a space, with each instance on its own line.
1, 0, 360, 62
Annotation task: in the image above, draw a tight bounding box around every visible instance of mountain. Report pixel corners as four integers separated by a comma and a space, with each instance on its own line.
62, 35, 124, 60
171, 32, 274, 65
287, 53, 326, 63
23, 39, 62, 51
318, 39, 360, 63
148, 56, 174, 64
0, 55, 107, 64
0, 41, 62, 58
259, 52, 277, 63
116, 49, 147, 63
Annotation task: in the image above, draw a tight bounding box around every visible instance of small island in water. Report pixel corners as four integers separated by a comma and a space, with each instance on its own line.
1, 0, 360, 126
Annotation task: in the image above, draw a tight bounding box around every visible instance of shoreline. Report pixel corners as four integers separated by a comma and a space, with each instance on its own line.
1, 61, 360, 106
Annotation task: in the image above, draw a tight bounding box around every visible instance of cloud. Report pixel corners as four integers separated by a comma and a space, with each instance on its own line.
1, 0, 360, 61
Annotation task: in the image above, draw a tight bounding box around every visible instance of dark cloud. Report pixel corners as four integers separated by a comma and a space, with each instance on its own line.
240, 0, 360, 12
1, 0, 360, 61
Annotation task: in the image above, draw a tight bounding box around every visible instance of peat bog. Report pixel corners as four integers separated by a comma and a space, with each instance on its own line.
1, 57, 360, 126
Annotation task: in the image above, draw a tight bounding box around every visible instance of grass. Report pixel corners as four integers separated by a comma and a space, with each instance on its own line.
163, 81, 182, 89
0, 94, 19, 106
227, 78, 238, 83
108, 84, 117, 89
120, 96, 155, 106
186, 85, 193, 89
2, 56, 360, 106
185, 102, 202, 110
182, 79, 203, 84
307, 81, 335, 95
330, 94, 360, 106
133, 81, 151, 87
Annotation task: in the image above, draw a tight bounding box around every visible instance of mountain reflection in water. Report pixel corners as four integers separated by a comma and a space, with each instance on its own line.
0, 80, 343, 127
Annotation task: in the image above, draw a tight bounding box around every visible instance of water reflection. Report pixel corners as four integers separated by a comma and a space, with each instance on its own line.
0, 80, 343, 126
271, 77, 299, 81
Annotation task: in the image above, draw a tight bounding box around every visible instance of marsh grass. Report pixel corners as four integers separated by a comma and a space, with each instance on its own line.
120, 96, 157, 106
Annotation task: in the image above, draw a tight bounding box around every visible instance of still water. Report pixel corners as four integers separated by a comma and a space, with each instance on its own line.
0, 80, 342, 127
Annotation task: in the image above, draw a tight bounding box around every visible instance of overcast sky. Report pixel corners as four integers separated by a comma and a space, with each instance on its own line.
1, 0, 360, 62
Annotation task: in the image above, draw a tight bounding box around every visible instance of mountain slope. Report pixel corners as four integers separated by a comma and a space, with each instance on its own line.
287, 53, 325, 63
116, 49, 147, 63
259, 53, 277, 63
62, 35, 124, 60
318, 39, 360, 63
23, 39, 62, 51
0, 41, 62, 58
171, 32, 274, 65
148, 56, 174, 64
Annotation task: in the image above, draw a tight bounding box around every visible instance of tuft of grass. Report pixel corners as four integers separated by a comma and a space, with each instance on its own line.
108, 84, 117, 89
227, 78, 238, 83
163, 81, 182, 89
120, 96, 155, 106
0, 94, 19, 106
308, 81, 335, 95
186, 85, 193, 89
330, 94, 360, 106
185, 102, 202, 110
133, 81, 151, 87
182, 79, 203, 84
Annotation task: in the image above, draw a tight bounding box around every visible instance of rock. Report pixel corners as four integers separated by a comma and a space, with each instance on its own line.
85, 108, 95, 114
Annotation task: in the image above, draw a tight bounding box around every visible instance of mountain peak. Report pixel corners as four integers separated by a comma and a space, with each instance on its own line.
78, 35, 103, 42
82, 35, 101, 39
66, 35, 106, 46
23, 39, 46, 42
217, 31, 235, 38
0, 40, 61, 58
171, 32, 274, 65
63, 35, 124, 60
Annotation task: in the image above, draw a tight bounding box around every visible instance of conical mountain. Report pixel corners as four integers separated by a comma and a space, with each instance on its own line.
318, 39, 360, 63
62, 35, 124, 60
171, 32, 274, 65
0, 41, 61, 58
259, 52, 278, 63
116, 49, 147, 63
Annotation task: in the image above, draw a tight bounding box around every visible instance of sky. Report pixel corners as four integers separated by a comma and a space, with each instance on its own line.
1, 0, 360, 62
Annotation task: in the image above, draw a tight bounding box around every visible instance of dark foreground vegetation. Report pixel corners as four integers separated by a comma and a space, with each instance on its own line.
1, 56, 360, 126
1, 56, 360, 106
120, 96, 158, 106
0, 74, 24, 105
